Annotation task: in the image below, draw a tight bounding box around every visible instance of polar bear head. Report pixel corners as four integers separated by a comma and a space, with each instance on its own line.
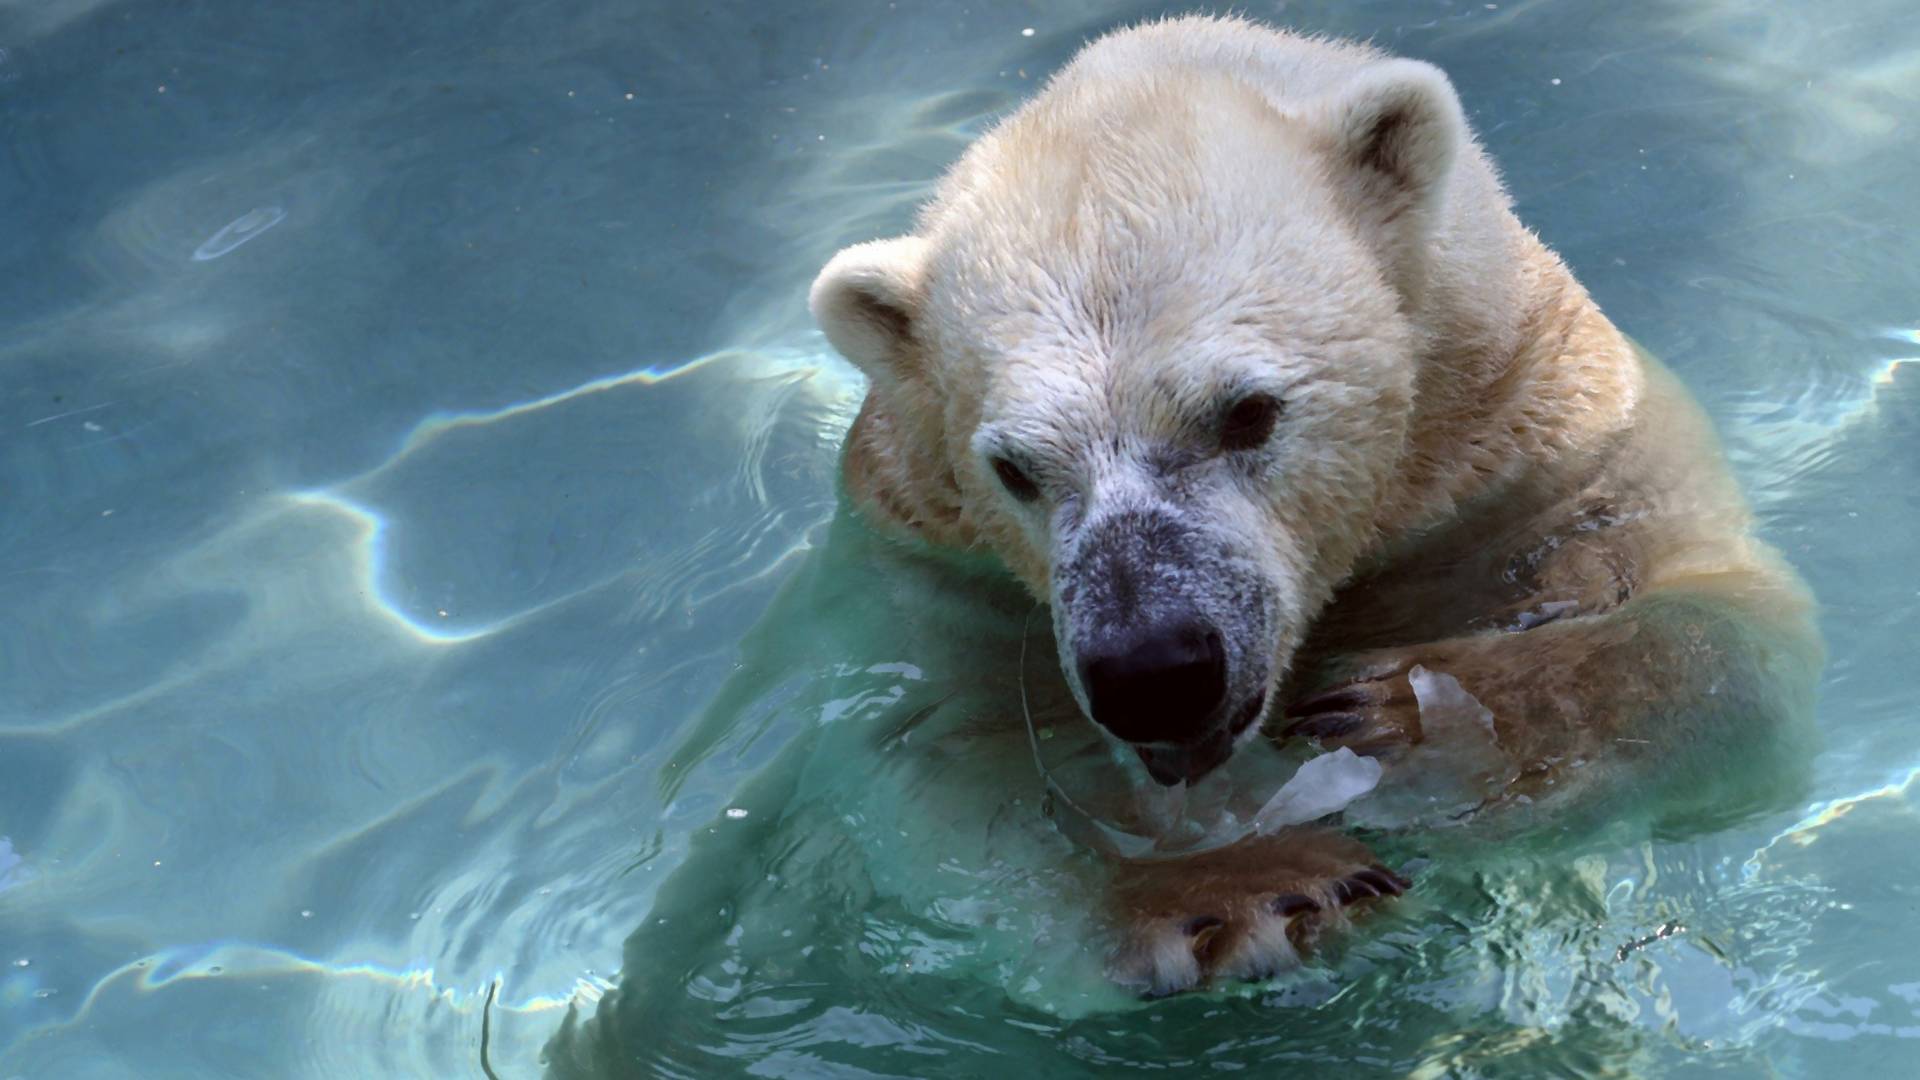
811, 19, 1493, 784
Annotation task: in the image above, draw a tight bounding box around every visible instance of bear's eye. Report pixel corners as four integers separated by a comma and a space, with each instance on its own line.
1219, 392, 1284, 451
991, 456, 1041, 503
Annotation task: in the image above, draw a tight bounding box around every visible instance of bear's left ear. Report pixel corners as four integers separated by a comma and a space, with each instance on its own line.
1312, 58, 1465, 212
809, 235, 931, 383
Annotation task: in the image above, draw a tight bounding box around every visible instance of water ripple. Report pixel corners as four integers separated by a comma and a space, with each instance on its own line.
190, 205, 287, 261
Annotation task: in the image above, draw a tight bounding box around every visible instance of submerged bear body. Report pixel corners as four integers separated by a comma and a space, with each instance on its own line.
808, 15, 1819, 994
548, 22, 1821, 1065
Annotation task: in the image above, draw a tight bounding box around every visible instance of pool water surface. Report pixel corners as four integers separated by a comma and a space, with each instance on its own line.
1, 1, 1917, 1076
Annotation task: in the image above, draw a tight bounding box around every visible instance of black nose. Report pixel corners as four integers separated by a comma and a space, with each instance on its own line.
1078, 618, 1228, 744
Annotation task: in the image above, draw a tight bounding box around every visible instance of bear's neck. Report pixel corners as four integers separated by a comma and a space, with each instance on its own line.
1376, 208, 1643, 546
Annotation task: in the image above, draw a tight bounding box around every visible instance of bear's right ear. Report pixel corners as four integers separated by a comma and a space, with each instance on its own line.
809, 236, 931, 380
1312, 58, 1465, 214
1304, 59, 1467, 304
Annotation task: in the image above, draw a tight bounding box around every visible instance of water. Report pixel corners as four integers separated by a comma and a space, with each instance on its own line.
0, 0, 1915, 1075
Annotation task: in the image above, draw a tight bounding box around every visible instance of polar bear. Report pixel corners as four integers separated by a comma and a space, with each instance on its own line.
806, 15, 1821, 994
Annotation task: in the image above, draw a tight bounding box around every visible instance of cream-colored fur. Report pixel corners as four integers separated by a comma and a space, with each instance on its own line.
817, 16, 1634, 570
810, 15, 1819, 995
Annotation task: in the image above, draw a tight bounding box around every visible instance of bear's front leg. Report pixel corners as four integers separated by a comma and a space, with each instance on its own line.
1107, 828, 1407, 997
1282, 581, 1821, 822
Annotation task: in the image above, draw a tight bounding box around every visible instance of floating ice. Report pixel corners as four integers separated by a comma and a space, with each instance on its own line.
1407, 665, 1497, 738
1025, 655, 1527, 855
1029, 714, 1380, 859
1252, 748, 1383, 833
192, 205, 287, 261
1345, 665, 1514, 829
0, 836, 24, 894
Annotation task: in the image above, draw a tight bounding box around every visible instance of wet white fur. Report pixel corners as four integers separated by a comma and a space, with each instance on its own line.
810, 15, 1547, 726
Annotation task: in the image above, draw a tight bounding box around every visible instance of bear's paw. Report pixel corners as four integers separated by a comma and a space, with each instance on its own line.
1106, 829, 1407, 997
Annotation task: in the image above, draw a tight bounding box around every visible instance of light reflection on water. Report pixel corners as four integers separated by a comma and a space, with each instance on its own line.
0, 0, 1915, 1075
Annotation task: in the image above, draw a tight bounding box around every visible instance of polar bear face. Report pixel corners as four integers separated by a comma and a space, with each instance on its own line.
813, 51, 1469, 784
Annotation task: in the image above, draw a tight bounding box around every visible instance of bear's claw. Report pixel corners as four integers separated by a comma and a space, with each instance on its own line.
1282, 661, 1428, 756
1108, 832, 1408, 996
1270, 892, 1320, 917
1281, 712, 1364, 739
1285, 683, 1381, 716
1337, 866, 1410, 901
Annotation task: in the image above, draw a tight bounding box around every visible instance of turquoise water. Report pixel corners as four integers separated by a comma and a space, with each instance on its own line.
1, 1, 1916, 1075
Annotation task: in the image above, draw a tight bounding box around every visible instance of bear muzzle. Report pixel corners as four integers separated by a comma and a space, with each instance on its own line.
1076, 615, 1270, 784
1078, 616, 1229, 744
1129, 685, 1268, 786
1057, 509, 1280, 784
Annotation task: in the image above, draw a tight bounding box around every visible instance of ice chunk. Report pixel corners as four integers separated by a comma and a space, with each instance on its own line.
1345, 665, 1515, 829
1030, 706, 1381, 857
1252, 748, 1383, 832
0, 836, 24, 894
1408, 665, 1496, 737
